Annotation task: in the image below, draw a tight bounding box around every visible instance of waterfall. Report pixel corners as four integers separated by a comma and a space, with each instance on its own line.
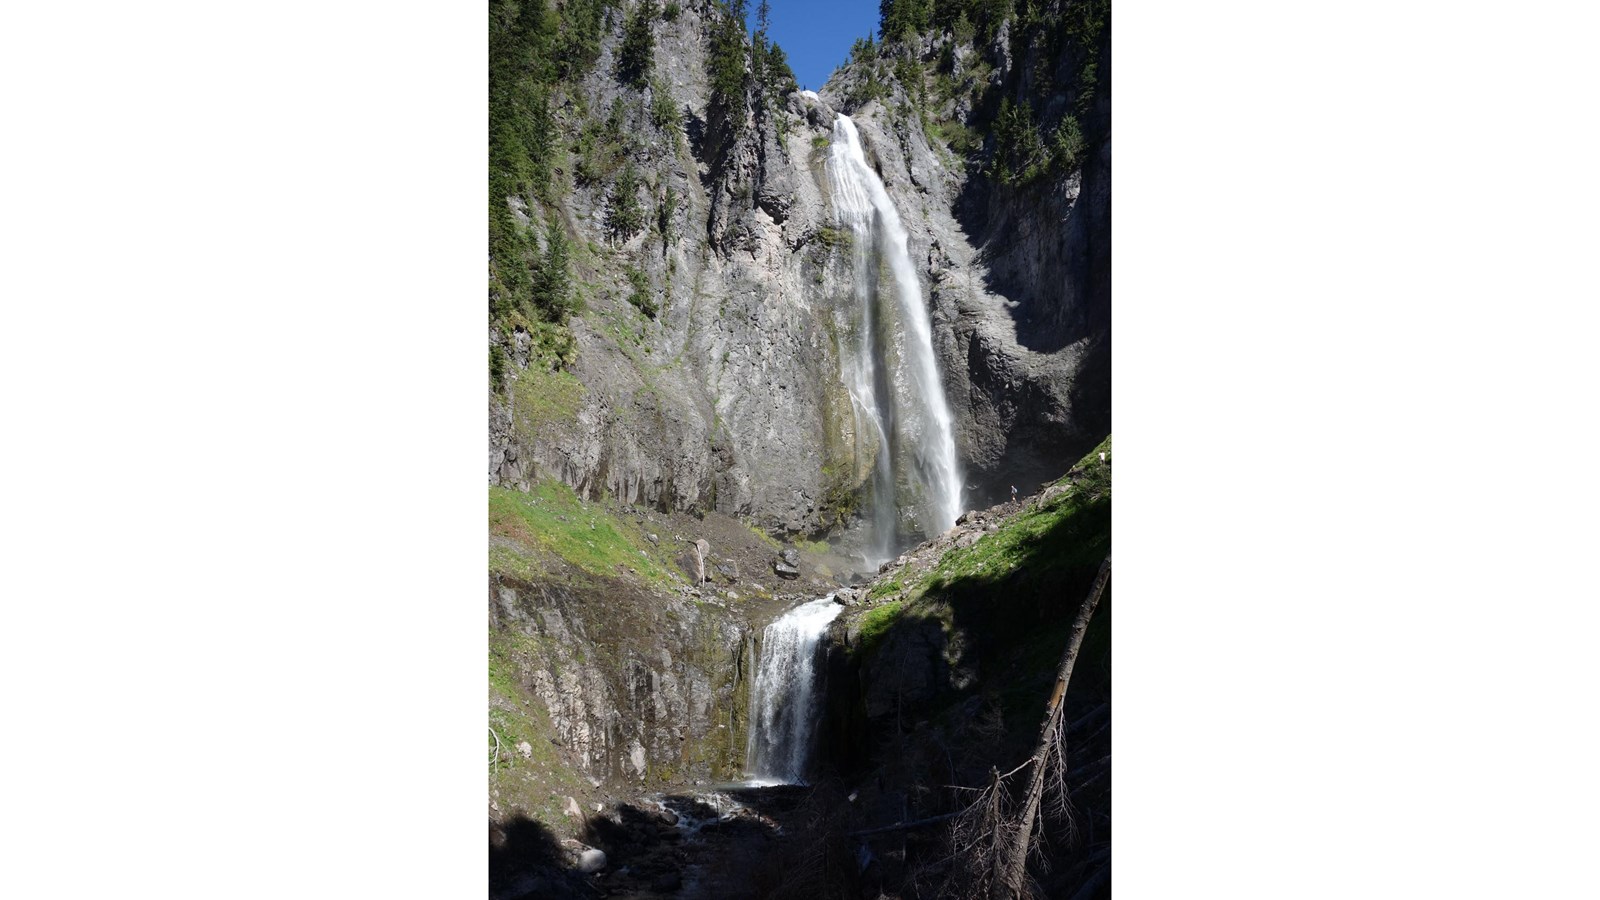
745, 598, 844, 784
828, 114, 963, 560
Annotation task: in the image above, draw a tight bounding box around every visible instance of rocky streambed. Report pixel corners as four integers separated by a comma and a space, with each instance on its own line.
492, 783, 828, 900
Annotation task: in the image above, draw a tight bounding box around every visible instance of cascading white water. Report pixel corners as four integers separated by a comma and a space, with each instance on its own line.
745, 597, 844, 784
828, 114, 963, 560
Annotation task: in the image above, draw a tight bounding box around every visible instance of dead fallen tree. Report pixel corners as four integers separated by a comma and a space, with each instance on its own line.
993, 554, 1112, 899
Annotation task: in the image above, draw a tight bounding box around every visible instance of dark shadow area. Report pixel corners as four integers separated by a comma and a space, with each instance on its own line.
815, 462, 1112, 898
685, 108, 708, 184
481, 784, 857, 899
489, 815, 597, 900
948, 9, 1111, 359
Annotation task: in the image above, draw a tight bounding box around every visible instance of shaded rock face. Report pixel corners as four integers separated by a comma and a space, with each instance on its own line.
491, 573, 752, 787
491, 3, 1109, 536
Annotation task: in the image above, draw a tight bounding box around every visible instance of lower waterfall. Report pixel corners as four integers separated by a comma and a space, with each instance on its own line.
745, 597, 843, 784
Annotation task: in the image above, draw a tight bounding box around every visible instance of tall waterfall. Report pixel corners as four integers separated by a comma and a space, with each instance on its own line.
745, 598, 843, 784
828, 114, 963, 560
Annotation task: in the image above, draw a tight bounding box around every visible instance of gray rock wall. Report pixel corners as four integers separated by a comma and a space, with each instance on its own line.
492, 573, 752, 787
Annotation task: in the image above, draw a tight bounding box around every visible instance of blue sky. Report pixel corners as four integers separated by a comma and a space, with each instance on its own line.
746, 0, 880, 93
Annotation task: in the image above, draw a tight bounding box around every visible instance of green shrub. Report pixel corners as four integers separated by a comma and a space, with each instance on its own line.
951, 10, 975, 44
878, 0, 932, 44
552, 0, 607, 81
617, 0, 658, 88
1049, 114, 1086, 174
816, 226, 852, 251
624, 265, 657, 317
847, 66, 892, 107
649, 78, 680, 133
706, 0, 750, 145
662, 1, 681, 22
530, 217, 573, 320
607, 163, 645, 240
490, 343, 508, 391
894, 56, 926, 109
655, 186, 678, 247
990, 97, 1048, 185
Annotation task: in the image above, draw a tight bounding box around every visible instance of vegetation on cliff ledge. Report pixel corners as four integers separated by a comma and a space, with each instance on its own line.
490, 480, 680, 586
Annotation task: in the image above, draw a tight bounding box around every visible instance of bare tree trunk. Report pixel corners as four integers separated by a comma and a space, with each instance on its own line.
994, 555, 1111, 899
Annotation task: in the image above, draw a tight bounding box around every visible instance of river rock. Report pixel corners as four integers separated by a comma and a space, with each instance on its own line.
773, 560, 800, 579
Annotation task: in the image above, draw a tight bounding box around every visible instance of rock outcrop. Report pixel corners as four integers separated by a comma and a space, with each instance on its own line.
491, 573, 751, 788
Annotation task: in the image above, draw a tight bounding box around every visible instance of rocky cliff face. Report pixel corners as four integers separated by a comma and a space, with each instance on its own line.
491, 571, 750, 786
491, 0, 1110, 540
488, 484, 852, 822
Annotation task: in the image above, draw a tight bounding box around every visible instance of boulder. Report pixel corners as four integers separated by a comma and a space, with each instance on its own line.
561, 839, 607, 873
575, 847, 607, 873
1037, 484, 1072, 506
780, 548, 801, 567
773, 561, 800, 579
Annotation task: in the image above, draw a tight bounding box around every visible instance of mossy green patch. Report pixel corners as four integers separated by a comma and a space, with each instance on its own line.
744, 521, 781, 550
847, 435, 1113, 699
857, 600, 904, 652
511, 363, 584, 441
490, 481, 676, 584
489, 543, 544, 581
912, 436, 1111, 602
